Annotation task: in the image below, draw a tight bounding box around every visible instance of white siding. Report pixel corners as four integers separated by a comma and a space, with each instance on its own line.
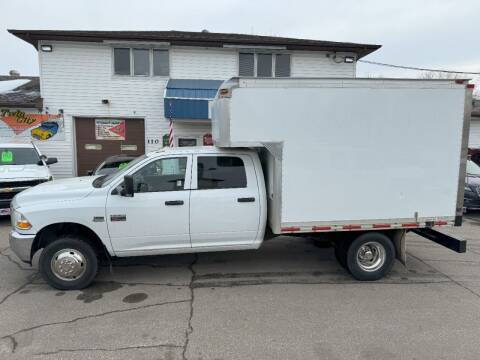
170, 47, 238, 80
39, 41, 169, 177
173, 121, 211, 146
292, 52, 356, 77
470, 118, 480, 148
38, 41, 355, 178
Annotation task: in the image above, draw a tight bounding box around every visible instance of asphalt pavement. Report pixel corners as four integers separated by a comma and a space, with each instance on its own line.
1, 214, 480, 359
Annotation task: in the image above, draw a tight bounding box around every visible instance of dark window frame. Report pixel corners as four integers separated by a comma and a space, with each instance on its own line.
275, 54, 291, 77
238, 52, 291, 78
239, 53, 255, 77
178, 138, 198, 147
197, 156, 247, 190
132, 156, 188, 193
113, 48, 131, 75
257, 53, 273, 77
113, 48, 170, 77
153, 49, 170, 76
132, 48, 150, 76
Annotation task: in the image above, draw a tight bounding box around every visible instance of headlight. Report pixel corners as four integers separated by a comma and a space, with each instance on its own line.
12, 210, 32, 231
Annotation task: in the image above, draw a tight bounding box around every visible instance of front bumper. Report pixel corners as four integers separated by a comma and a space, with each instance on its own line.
9, 230, 35, 263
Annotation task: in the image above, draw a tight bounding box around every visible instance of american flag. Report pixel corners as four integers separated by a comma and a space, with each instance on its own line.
168, 119, 174, 147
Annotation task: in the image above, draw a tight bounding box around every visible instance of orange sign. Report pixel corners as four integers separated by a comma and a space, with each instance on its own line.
0, 109, 61, 135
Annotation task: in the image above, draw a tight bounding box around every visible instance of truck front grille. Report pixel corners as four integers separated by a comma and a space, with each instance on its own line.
0, 179, 46, 206
0, 180, 44, 188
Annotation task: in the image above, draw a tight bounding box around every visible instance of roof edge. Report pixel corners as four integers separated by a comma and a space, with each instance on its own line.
8, 29, 381, 59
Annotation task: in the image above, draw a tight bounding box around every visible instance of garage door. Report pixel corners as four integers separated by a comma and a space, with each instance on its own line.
75, 117, 145, 176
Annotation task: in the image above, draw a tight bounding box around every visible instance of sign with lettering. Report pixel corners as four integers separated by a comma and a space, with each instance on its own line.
0, 109, 64, 141
95, 119, 126, 140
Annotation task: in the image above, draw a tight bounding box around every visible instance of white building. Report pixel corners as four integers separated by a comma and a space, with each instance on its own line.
6, 30, 380, 177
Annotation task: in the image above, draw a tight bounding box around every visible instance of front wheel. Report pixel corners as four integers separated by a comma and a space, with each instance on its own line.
346, 232, 395, 281
39, 237, 98, 290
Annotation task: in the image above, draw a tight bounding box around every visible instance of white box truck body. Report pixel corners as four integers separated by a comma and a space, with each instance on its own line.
213, 78, 472, 235
8, 77, 473, 289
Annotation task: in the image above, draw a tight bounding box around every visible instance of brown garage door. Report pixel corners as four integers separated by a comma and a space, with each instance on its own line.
75, 117, 145, 176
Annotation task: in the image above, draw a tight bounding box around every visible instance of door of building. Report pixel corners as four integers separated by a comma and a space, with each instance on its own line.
75, 117, 145, 176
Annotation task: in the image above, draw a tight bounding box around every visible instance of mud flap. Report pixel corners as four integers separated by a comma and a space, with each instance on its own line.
392, 230, 407, 265
412, 228, 466, 253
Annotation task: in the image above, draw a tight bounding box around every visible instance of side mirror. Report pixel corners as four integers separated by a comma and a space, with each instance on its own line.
120, 175, 134, 197
37, 154, 47, 165
87, 170, 94, 176
45, 157, 58, 165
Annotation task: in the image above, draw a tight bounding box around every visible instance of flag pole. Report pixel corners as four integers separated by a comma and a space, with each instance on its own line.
168, 119, 174, 147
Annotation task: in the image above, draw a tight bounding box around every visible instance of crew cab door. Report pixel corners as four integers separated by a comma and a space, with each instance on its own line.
106, 155, 192, 254
189, 154, 260, 247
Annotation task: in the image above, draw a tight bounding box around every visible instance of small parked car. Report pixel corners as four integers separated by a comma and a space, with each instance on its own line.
88, 155, 136, 176
464, 160, 480, 211
0, 143, 57, 215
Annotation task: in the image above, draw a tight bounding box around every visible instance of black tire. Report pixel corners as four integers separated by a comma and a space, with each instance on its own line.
39, 237, 98, 290
346, 232, 395, 281
333, 238, 349, 269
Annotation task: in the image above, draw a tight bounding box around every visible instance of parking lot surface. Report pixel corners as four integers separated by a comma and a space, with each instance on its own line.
1, 215, 480, 359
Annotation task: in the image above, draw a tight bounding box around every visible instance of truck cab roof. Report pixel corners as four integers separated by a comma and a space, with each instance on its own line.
150, 146, 255, 156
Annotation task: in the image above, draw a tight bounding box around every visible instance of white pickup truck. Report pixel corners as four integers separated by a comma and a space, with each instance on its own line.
0, 142, 57, 216
10, 78, 473, 290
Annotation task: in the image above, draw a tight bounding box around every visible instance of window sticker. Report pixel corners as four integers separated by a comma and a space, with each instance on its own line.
1, 150, 13, 163
118, 162, 129, 170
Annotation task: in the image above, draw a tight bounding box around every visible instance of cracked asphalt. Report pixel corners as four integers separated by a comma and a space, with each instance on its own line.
1, 215, 480, 359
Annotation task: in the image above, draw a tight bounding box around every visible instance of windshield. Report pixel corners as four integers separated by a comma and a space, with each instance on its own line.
95, 159, 133, 175
93, 155, 146, 188
0, 147, 40, 166
467, 160, 480, 176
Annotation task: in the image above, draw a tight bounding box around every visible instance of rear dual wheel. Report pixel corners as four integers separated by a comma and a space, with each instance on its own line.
335, 232, 395, 281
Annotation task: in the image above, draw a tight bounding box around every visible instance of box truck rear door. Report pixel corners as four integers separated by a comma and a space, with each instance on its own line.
190, 154, 260, 247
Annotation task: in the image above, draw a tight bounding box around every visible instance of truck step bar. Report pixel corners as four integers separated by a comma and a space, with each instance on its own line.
412, 228, 467, 253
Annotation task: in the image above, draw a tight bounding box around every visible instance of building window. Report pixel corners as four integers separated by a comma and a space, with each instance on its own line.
114, 48, 131, 75
238, 53, 290, 78
133, 49, 150, 76
197, 156, 247, 190
153, 49, 169, 76
178, 138, 197, 147
275, 54, 291, 77
239, 53, 255, 76
257, 54, 272, 77
113, 48, 170, 77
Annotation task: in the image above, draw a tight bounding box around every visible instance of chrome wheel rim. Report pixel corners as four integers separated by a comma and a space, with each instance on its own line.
50, 248, 87, 281
356, 241, 386, 272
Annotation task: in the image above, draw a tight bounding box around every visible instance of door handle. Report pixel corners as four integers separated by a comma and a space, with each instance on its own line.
165, 200, 184, 206
237, 197, 255, 203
